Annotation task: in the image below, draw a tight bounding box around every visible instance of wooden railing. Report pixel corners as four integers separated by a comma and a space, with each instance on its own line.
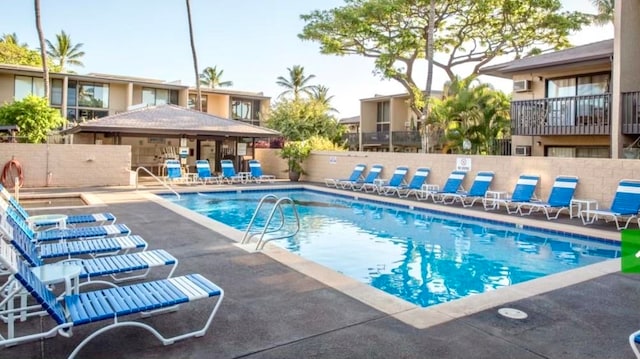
622, 92, 640, 134
511, 94, 610, 136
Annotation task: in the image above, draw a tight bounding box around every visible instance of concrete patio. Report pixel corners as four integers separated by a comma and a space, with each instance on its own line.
3, 183, 640, 359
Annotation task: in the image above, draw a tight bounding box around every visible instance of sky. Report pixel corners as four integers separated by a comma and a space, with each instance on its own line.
0, 0, 614, 118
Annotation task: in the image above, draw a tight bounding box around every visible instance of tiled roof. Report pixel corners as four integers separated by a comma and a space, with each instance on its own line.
339, 116, 360, 125
480, 39, 613, 78
61, 104, 281, 138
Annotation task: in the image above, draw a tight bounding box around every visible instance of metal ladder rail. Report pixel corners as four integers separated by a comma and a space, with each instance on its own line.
135, 166, 180, 199
255, 197, 300, 250
241, 194, 281, 244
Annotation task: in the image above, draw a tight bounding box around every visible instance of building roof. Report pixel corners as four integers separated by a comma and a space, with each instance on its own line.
360, 90, 443, 102
0, 63, 189, 89
480, 39, 613, 78
339, 116, 360, 125
195, 87, 270, 100
61, 104, 281, 138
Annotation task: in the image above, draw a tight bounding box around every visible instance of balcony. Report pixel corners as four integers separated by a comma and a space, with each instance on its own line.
622, 92, 640, 134
511, 94, 610, 136
342, 131, 422, 149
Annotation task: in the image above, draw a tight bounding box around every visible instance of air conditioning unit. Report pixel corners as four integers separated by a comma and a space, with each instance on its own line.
514, 145, 531, 156
513, 80, 532, 93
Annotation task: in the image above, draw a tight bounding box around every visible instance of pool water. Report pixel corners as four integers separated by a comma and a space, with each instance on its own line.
165, 189, 620, 308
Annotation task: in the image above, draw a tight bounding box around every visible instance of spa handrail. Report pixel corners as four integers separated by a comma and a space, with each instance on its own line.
135, 166, 180, 199
241, 194, 300, 250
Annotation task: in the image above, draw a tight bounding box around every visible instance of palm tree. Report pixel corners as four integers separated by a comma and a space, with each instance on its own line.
185, 0, 202, 111
276, 65, 316, 100
199, 66, 233, 88
310, 85, 337, 112
34, 0, 49, 102
420, 0, 436, 153
45, 30, 85, 71
590, 0, 614, 26
0, 33, 27, 47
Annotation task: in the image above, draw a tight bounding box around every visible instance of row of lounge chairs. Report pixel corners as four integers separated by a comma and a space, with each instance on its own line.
0, 186, 224, 357
165, 159, 276, 185
325, 163, 640, 230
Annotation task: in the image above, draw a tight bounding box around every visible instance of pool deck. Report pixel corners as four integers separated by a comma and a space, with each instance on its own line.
5, 181, 640, 359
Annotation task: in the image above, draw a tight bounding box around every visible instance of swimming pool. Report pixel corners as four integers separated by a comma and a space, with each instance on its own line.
164, 188, 620, 308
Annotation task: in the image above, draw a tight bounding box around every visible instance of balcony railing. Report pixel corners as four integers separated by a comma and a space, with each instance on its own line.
342, 131, 421, 148
622, 92, 640, 134
511, 94, 610, 136
392, 131, 422, 146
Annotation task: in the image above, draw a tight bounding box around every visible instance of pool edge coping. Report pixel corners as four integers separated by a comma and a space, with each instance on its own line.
141, 185, 623, 329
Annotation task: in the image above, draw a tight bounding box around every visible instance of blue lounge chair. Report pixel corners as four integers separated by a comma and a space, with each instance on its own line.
220, 159, 243, 184
0, 201, 131, 243
0, 259, 223, 358
1, 207, 147, 259
0, 185, 116, 229
248, 159, 276, 183
4, 229, 176, 285
325, 164, 366, 188
420, 170, 467, 203
484, 174, 540, 213
343, 164, 383, 191
164, 159, 189, 184
195, 160, 221, 184
517, 175, 579, 220
441, 171, 495, 207
378, 166, 409, 195
395, 168, 431, 198
581, 179, 640, 230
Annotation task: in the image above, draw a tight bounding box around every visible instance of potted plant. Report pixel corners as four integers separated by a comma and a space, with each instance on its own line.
280, 140, 311, 182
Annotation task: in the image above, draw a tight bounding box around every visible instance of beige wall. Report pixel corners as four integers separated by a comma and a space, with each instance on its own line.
0, 73, 14, 103
390, 97, 410, 131
0, 143, 131, 187
109, 83, 128, 113
207, 94, 230, 117
360, 102, 377, 133
256, 149, 640, 209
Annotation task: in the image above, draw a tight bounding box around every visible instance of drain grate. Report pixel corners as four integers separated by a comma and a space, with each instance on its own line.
498, 307, 528, 319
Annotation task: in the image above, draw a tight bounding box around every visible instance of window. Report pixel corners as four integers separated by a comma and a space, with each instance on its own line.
546, 73, 611, 127
546, 146, 609, 158
376, 101, 390, 132
78, 82, 109, 108
231, 98, 261, 123
188, 94, 208, 111
142, 88, 179, 106
14, 75, 44, 100
51, 79, 63, 106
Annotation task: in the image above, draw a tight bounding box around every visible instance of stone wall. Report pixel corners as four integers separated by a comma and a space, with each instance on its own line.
0, 143, 131, 188
256, 149, 640, 208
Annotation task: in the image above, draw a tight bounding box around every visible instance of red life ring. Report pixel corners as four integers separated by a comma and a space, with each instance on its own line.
1, 159, 24, 188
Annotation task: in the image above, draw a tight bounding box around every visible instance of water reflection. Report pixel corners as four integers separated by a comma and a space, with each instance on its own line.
170, 190, 621, 308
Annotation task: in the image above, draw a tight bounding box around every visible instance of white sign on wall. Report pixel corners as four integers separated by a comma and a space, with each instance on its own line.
456, 157, 472, 172
237, 143, 247, 156
329, 156, 337, 164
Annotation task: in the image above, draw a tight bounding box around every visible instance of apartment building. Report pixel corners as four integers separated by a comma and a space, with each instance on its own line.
348, 91, 442, 153
0, 63, 274, 172
478, 0, 640, 159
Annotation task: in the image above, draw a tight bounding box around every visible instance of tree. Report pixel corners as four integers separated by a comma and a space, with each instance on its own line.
45, 30, 85, 71
199, 66, 233, 88
310, 85, 338, 112
34, 0, 49, 103
265, 98, 345, 144
0, 42, 43, 66
0, 95, 65, 143
421, 0, 436, 153
300, 0, 590, 120
429, 77, 510, 155
276, 65, 317, 100
185, 0, 202, 111
1, 33, 28, 47
590, 0, 614, 26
